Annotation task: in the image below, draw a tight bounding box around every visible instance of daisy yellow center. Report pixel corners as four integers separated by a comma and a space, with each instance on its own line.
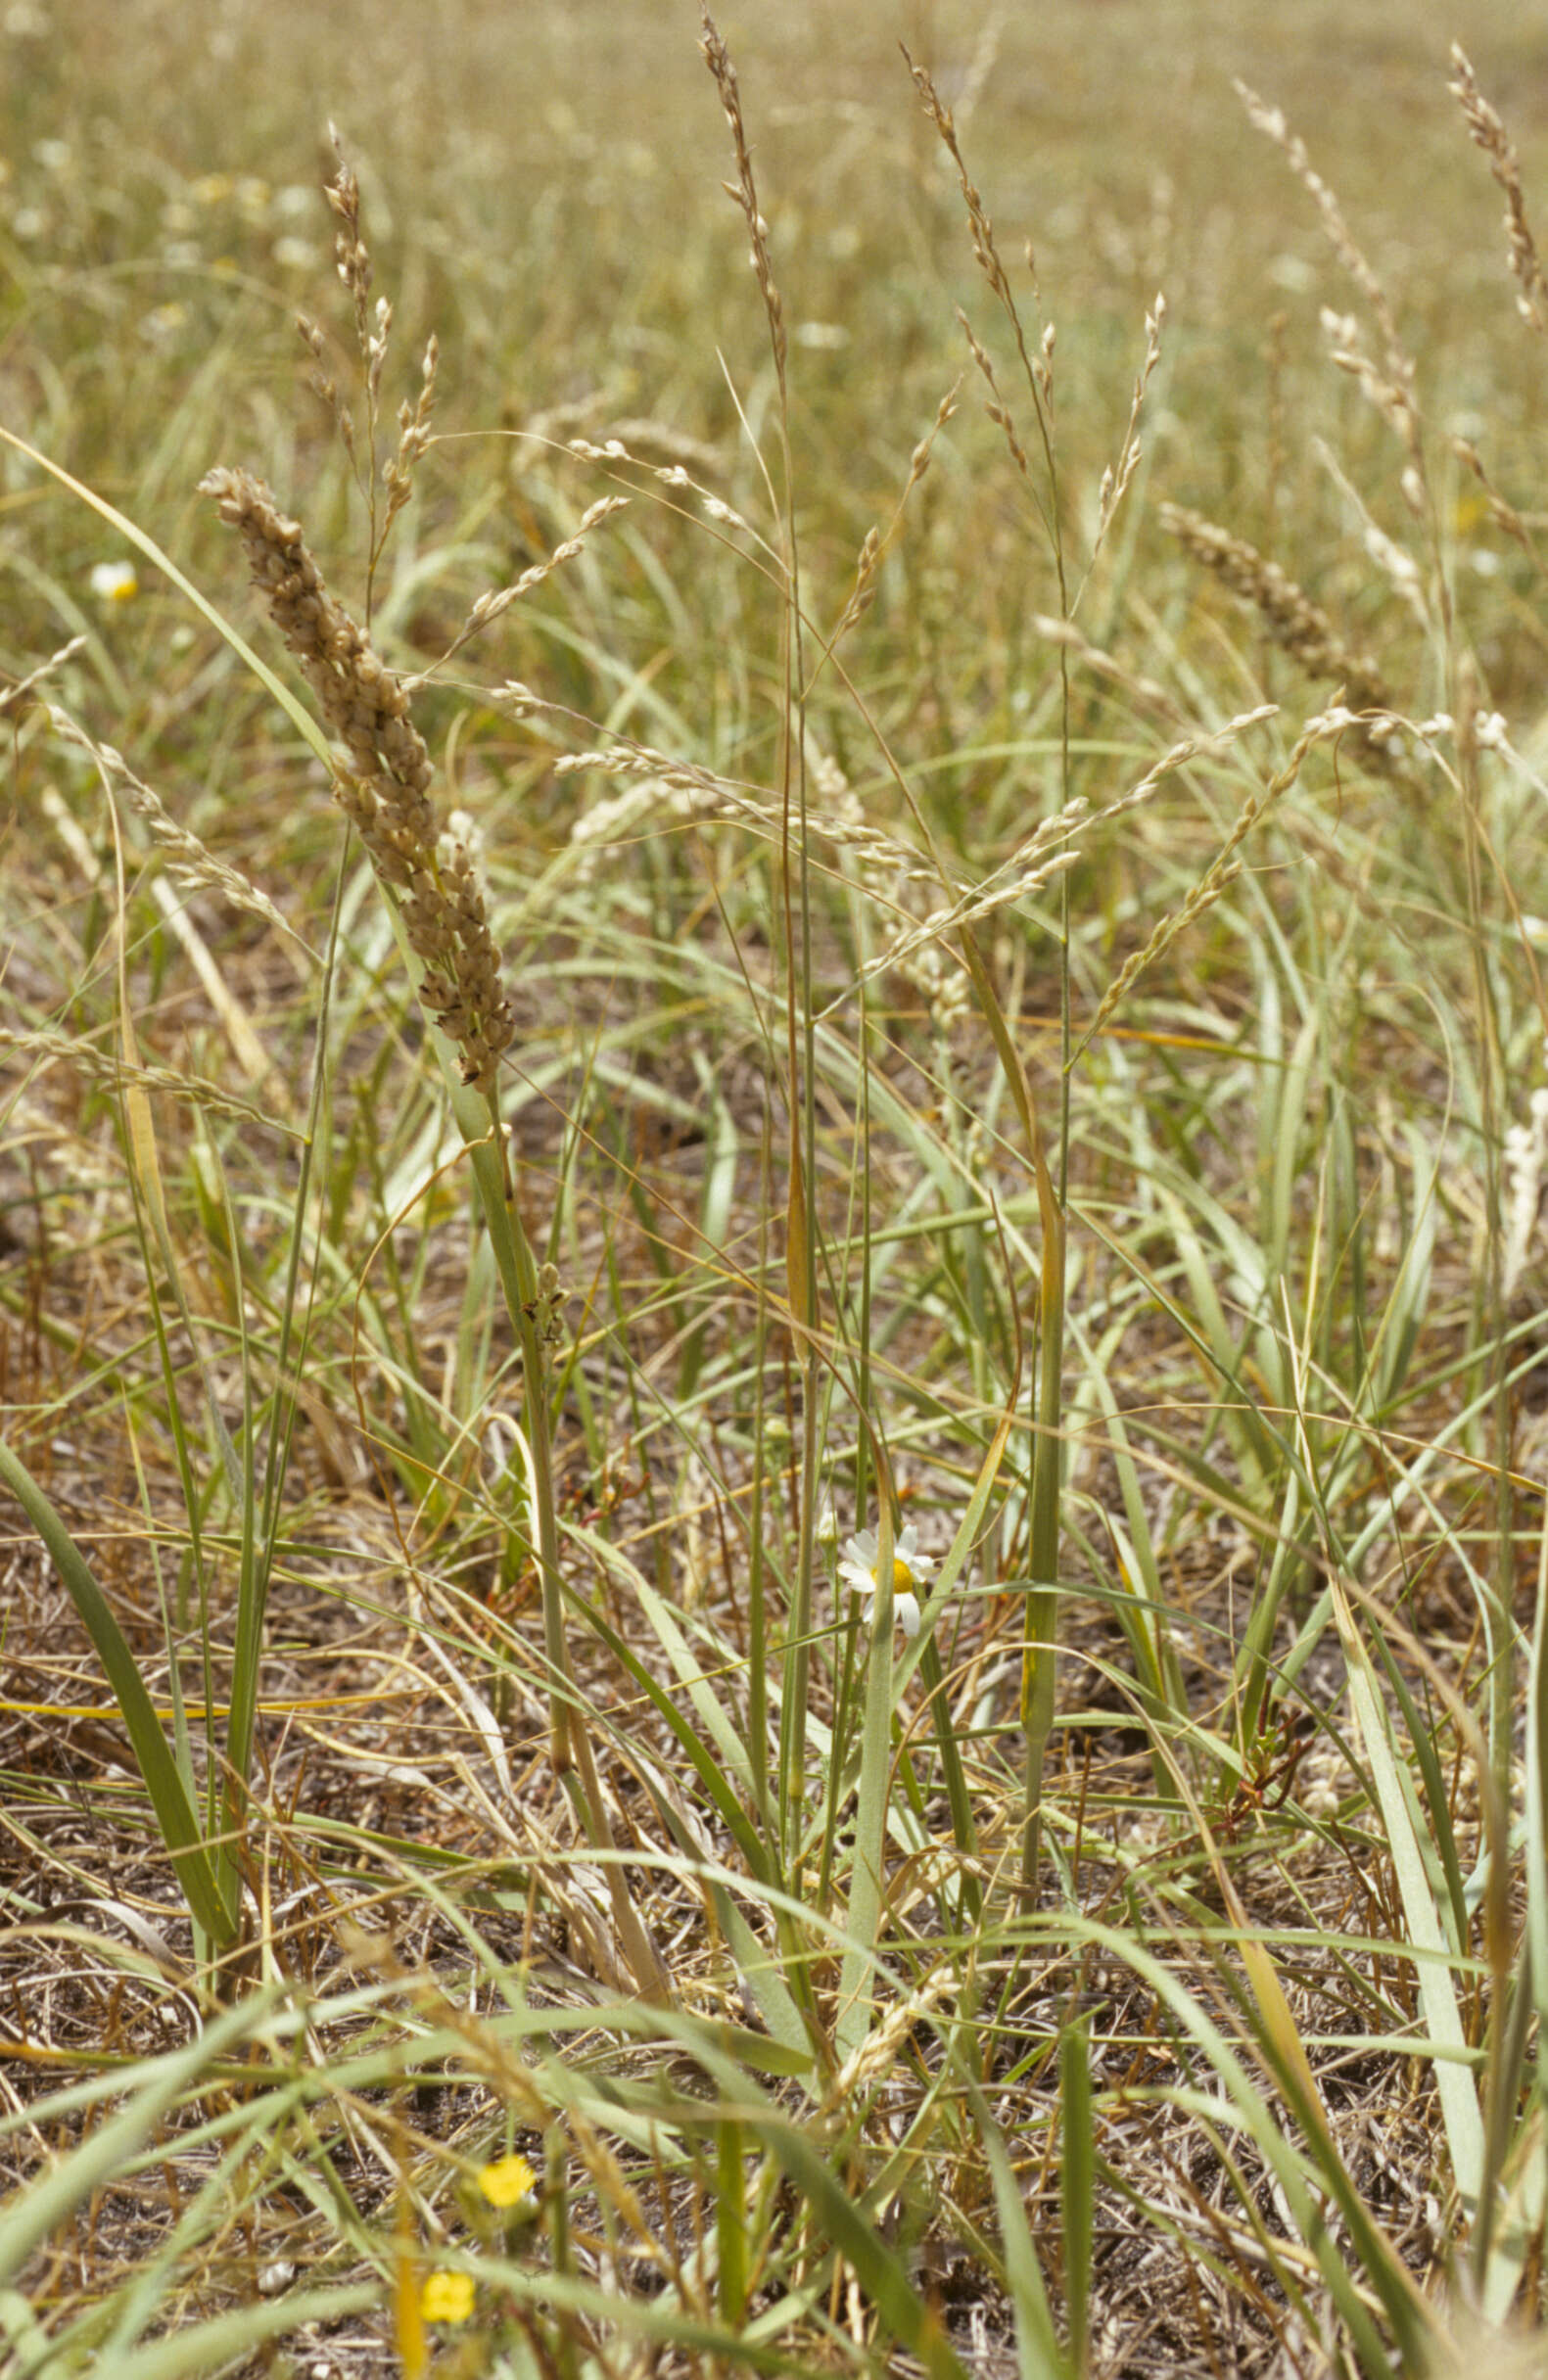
872, 1557, 914, 1592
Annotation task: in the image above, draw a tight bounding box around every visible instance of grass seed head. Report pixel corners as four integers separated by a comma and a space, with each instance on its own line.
200, 464, 514, 1094
1449, 44, 1548, 336
1160, 501, 1397, 721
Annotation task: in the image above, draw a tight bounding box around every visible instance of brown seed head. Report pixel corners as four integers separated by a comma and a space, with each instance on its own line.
200, 464, 514, 1095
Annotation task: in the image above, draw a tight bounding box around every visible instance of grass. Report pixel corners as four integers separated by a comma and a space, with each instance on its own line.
1, 1, 1546, 2372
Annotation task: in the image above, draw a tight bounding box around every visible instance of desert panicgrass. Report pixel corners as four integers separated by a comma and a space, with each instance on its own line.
6, 17, 1548, 2374
39, 767, 280, 1091
534, 409, 725, 478
1092, 292, 1166, 566
907, 38, 1074, 1895
1028, 611, 1187, 723
824, 382, 961, 659
413, 492, 632, 684
905, 41, 1066, 596
904, 47, 1044, 390
550, 724, 1035, 895
1450, 431, 1540, 564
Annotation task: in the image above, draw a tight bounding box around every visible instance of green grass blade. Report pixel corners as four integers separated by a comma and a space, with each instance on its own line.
717, 2118, 749, 2328
0, 1994, 269, 2289
755, 2118, 973, 2380
80, 2286, 383, 2380
1334, 1582, 1485, 2211
1060, 2017, 1094, 2377
0, 1443, 232, 1942
961, 2066, 1068, 2380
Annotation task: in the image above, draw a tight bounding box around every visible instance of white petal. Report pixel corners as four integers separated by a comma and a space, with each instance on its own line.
896, 1592, 920, 1638
897, 1524, 936, 1583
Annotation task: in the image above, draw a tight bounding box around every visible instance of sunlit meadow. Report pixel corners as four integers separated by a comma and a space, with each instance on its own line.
1, 3, 1546, 2375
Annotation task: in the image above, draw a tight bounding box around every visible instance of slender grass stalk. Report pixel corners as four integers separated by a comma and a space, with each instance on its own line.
747, 1109, 774, 1846
906, 52, 1074, 1898
1059, 2016, 1094, 2378
834, 1498, 895, 2060
1454, 686, 1519, 1866
700, 13, 823, 1861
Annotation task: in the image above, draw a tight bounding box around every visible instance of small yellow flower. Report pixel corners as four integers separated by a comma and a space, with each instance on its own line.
420, 2268, 476, 2324
479, 2152, 538, 2210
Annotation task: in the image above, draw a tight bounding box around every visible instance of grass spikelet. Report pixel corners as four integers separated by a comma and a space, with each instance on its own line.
1236, 75, 1419, 440
1451, 431, 1539, 560
1077, 706, 1355, 1051
323, 122, 373, 363
1159, 499, 1398, 720
382, 330, 439, 538
699, 8, 785, 387
0, 633, 84, 719
0, 1022, 304, 1135
1449, 43, 1548, 335
1092, 291, 1166, 563
416, 492, 631, 681
904, 45, 1017, 320
198, 465, 513, 1093
44, 700, 304, 950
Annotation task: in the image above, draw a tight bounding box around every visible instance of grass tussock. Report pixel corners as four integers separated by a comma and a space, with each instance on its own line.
1, 4, 1546, 2376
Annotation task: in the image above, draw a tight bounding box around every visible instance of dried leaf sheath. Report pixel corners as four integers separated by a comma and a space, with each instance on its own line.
199, 465, 514, 1096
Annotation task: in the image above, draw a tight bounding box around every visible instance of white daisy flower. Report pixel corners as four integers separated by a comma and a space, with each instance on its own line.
837, 1521, 934, 1640
89, 560, 138, 603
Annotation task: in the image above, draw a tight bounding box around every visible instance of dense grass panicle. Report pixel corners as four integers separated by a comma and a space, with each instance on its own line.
1, 4, 1546, 2374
